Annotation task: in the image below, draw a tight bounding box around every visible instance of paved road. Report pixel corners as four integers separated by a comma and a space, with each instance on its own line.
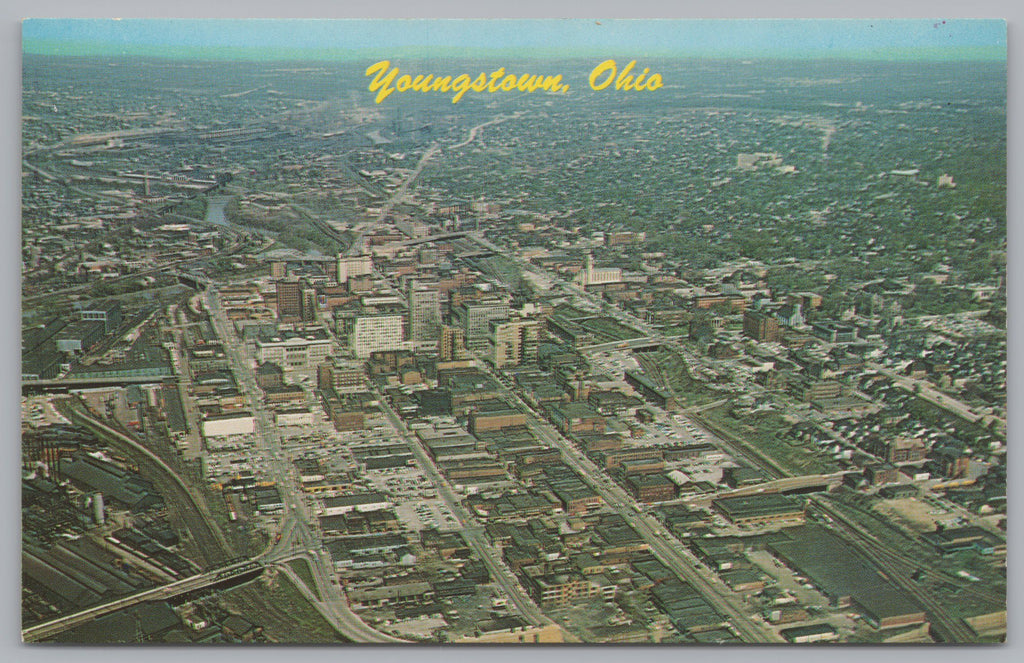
867, 361, 1000, 427
275, 555, 409, 644
470, 359, 780, 643
399, 230, 779, 642
373, 391, 550, 626
23, 560, 261, 643
204, 289, 405, 643
344, 141, 440, 256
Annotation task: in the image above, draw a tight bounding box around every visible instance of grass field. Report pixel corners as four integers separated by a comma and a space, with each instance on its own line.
702, 405, 838, 476
577, 316, 644, 342
287, 558, 321, 601
635, 350, 720, 407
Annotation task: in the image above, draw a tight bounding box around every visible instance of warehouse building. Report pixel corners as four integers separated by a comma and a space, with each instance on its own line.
201, 412, 256, 438
321, 492, 392, 516
712, 494, 805, 528
768, 526, 927, 630
780, 623, 839, 643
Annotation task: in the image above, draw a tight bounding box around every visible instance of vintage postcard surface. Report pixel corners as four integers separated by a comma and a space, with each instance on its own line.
21, 19, 1006, 644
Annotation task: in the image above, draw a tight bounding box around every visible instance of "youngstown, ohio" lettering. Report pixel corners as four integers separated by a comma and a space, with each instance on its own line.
365, 61, 570, 104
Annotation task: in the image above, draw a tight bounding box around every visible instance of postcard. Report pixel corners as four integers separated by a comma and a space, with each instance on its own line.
20, 18, 1006, 645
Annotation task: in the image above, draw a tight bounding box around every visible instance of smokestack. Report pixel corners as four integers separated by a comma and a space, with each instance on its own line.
51, 440, 61, 484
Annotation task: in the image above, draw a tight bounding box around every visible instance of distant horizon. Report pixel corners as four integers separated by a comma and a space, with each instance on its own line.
22, 18, 1007, 62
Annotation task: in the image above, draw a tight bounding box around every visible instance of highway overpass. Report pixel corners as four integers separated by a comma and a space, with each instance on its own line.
22, 376, 175, 394
22, 560, 264, 643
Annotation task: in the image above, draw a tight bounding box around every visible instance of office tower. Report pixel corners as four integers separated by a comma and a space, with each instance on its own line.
438, 325, 468, 361
337, 254, 373, 285
301, 287, 318, 322
490, 319, 541, 368
460, 299, 509, 353
351, 314, 404, 359
408, 283, 441, 342
276, 279, 303, 322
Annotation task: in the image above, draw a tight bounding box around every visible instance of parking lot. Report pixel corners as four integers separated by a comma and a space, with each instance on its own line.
394, 499, 460, 532
585, 349, 641, 385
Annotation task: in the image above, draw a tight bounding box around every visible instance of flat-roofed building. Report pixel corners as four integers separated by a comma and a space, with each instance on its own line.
599, 447, 664, 471
864, 462, 900, 486
626, 474, 677, 503
55, 320, 106, 354
320, 387, 369, 432
743, 309, 781, 343
780, 623, 838, 644
437, 325, 468, 361
547, 402, 606, 435
255, 361, 284, 389
713, 494, 805, 527
274, 408, 314, 426
201, 412, 256, 438
351, 313, 404, 358
275, 279, 303, 322
768, 525, 927, 630
336, 254, 373, 285
810, 320, 857, 343
870, 435, 928, 464
459, 299, 509, 353
489, 318, 541, 368
527, 571, 608, 607
321, 491, 392, 516
408, 282, 441, 343
256, 328, 332, 369
468, 408, 528, 435
624, 370, 677, 410
920, 526, 1006, 556
317, 357, 366, 393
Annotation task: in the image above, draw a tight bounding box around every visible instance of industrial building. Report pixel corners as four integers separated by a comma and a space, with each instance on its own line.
79, 300, 124, 333
768, 526, 928, 630
624, 370, 676, 410
780, 623, 839, 643
712, 494, 805, 527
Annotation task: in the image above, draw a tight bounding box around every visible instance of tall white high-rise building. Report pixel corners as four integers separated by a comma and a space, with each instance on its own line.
351, 314, 404, 358
459, 299, 510, 353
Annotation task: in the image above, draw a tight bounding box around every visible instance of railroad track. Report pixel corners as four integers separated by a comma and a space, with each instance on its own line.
827, 498, 1005, 607
63, 402, 234, 568
810, 496, 979, 642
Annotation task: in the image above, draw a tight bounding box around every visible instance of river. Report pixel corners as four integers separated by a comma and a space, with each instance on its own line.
204, 195, 233, 225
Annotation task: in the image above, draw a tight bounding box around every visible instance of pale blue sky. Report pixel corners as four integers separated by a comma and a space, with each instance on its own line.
22, 18, 1006, 60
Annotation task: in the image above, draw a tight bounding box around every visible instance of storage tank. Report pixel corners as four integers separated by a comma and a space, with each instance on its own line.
93, 492, 105, 525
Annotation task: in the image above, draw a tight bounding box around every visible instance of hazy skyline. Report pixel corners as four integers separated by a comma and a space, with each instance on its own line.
23, 18, 1006, 61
